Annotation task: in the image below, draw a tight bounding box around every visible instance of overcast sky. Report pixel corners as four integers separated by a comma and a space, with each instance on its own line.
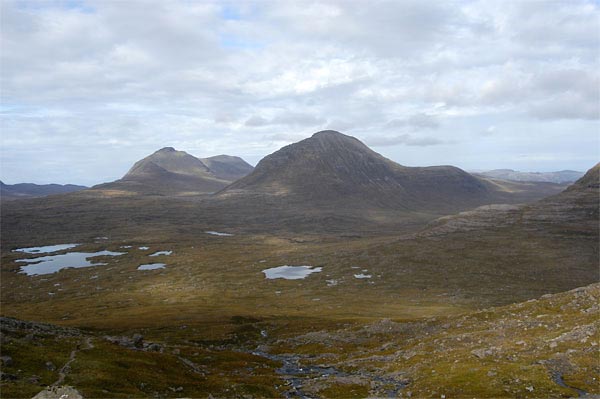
1, 0, 599, 185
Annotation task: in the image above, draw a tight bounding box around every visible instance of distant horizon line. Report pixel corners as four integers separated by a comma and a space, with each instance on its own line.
0, 163, 590, 187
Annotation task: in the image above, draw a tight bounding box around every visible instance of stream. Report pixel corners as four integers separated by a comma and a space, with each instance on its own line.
251, 350, 407, 398
551, 371, 588, 398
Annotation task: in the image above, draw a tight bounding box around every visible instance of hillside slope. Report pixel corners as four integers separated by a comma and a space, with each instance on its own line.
271, 283, 599, 398
201, 155, 254, 181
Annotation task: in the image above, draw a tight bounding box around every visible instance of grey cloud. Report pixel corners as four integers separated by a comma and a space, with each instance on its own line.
271, 112, 326, 127
482, 126, 497, 136
535, 70, 598, 95
529, 93, 600, 121
367, 134, 447, 147
510, 1, 600, 50
385, 113, 440, 130
214, 112, 237, 124
263, 132, 308, 143
324, 119, 355, 132
245, 112, 326, 128
264, 0, 460, 57
245, 115, 270, 127
1, 0, 598, 184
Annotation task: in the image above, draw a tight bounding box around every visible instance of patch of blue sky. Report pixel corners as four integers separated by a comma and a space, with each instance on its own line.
62, 0, 95, 12
220, 4, 242, 20
219, 34, 265, 50
0, 103, 36, 114
14, 0, 95, 13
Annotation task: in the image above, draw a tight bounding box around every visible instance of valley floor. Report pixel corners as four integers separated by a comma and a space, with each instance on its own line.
1, 169, 598, 398
0, 227, 598, 398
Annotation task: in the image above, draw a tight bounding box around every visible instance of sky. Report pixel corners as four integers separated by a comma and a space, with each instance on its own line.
1, 0, 599, 186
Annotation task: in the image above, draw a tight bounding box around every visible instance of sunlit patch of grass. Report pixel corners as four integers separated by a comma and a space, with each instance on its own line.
317, 382, 370, 398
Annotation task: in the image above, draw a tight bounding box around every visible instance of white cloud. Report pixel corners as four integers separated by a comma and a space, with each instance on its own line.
483, 126, 497, 136
367, 134, 447, 147
385, 113, 440, 131
0, 0, 599, 184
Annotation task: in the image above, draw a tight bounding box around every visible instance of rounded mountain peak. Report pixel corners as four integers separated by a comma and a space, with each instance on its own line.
124, 147, 211, 179
309, 130, 362, 146
312, 130, 343, 138
157, 147, 177, 153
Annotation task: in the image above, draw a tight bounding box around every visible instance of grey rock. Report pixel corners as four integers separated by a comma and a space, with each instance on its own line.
132, 333, 144, 348
0, 371, 17, 381
471, 347, 497, 359
1, 355, 13, 367
148, 343, 163, 352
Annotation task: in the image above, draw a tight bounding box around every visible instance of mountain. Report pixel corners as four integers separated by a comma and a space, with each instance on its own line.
423, 162, 599, 239
0, 181, 87, 200
125, 147, 213, 179
219, 130, 564, 212
565, 162, 599, 191
221, 130, 489, 209
200, 155, 254, 181
476, 169, 584, 184
0, 134, 571, 246
91, 148, 242, 196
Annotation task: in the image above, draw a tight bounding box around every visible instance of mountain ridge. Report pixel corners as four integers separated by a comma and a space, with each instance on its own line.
92, 148, 253, 196
200, 154, 254, 181
476, 169, 584, 184
0, 181, 88, 201
219, 130, 552, 212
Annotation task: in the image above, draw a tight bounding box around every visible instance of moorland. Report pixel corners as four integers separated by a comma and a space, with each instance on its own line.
1, 131, 598, 398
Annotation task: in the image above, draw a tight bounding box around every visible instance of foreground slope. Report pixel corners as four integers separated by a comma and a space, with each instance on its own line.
269, 283, 599, 398
1, 284, 597, 398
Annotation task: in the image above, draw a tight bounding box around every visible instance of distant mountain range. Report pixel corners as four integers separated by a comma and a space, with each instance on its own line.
0, 181, 87, 201
475, 169, 584, 184
0, 130, 593, 244
5, 135, 579, 204
91, 148, 254, 196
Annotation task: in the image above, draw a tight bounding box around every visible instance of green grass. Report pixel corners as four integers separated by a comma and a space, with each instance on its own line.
0, 334, 79, 398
